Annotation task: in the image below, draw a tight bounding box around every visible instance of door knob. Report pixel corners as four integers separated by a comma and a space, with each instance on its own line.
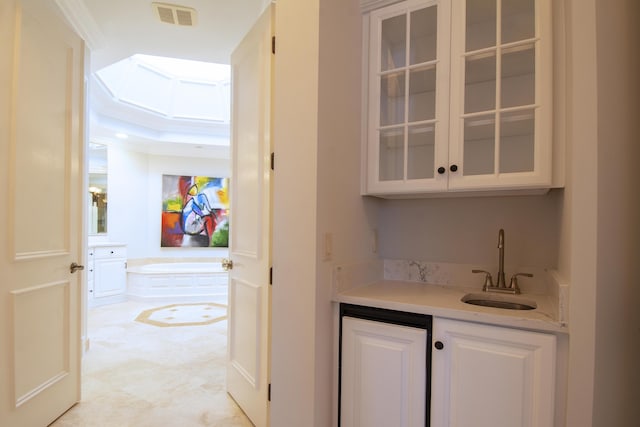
70, 262, 85, 273
222, 258, 234, 271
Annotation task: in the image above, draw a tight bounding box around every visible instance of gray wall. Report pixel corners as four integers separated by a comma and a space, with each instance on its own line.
377, 192, 562, 268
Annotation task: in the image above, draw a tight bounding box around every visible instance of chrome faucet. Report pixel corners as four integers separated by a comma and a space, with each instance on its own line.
472, 229, 533, 294
496, 229, 507, 288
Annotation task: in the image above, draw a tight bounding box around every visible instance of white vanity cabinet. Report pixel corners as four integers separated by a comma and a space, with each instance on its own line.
87, 247, 95, 305
362, 0, 554, 196
88, 244, 127, 307
340, 304, 431, 427
431, 317, 556, 427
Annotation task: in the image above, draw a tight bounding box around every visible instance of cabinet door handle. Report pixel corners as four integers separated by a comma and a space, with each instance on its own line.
437, 166, 446, 174
449, 164, 458, 172
434, 341, 444, 350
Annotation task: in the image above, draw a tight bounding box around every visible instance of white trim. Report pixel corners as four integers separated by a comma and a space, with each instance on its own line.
54, 0, 106, 50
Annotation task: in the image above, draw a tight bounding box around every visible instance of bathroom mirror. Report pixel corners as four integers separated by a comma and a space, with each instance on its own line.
88, 143, 108, 234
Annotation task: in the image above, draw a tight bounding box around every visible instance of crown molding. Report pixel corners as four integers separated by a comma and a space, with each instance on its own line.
55, 0, 106, 50
361, 0, 404, 13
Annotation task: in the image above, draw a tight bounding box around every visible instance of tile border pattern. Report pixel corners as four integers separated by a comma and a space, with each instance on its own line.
135, 302, 227, 327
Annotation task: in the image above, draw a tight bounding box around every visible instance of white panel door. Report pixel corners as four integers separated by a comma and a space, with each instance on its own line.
226, 4, 273, 427
341, 316, 427, 427
431, 318, 556, 427
0, 0, 85, 426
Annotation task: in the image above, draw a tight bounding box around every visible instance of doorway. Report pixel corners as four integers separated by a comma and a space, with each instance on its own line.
69, 55, 242, 424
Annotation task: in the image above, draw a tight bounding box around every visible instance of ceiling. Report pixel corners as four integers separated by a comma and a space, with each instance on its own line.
57, 0, 268, 159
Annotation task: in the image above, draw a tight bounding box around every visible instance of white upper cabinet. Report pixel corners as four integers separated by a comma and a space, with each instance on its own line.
364, 0, 451, 195
363, 0, 554, 196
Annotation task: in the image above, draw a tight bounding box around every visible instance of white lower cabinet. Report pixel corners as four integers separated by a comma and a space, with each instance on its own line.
431, 317, 556, 427
88, 244, 127, 307
87, 248, 95, 305
340, 304, 431, 427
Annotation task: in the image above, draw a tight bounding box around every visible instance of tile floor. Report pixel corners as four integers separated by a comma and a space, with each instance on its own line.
50, 299, 253, 427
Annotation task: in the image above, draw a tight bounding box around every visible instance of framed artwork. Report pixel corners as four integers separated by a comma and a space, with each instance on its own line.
161, 175, 229, 248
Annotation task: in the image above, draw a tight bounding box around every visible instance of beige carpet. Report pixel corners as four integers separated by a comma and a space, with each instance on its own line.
50, 300, 253, 427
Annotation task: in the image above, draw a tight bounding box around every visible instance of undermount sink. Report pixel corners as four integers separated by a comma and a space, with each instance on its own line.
461, 293, 537, 311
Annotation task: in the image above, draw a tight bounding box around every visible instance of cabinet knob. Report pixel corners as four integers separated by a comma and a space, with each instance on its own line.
437, 166, 446, 175
434, 341, 444, 350
449, 164, 458, 172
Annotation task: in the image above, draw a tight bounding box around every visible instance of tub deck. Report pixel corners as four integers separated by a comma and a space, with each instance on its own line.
127, 260, 228, 303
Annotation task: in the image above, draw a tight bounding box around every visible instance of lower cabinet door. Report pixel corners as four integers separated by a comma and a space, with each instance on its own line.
94, 257, 126, 298
431, 317, 556, 427
341, 315, 428, 427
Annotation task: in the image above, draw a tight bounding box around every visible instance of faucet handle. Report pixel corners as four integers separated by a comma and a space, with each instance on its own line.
472, 269, 494, 291
509, 273, 533, 293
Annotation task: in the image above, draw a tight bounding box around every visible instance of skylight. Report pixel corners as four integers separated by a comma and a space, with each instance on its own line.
95, 54, 231, 122
134, 54, 230, 82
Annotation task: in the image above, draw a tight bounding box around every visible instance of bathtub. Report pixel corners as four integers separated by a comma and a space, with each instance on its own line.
127, 260, 228, 302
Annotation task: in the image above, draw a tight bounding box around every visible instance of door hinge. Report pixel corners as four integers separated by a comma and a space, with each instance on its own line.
271, 36, 276, 54
269, 267, 273, 285
270, 152, 275, 170
268, 383, 272, 401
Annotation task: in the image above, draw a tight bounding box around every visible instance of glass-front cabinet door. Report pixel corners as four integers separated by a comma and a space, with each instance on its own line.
363, 0, 553, 196
366, 0, 451, 194
448, 0, 552, 191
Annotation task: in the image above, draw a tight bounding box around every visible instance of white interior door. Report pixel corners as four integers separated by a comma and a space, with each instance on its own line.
0, 0, 85, 426
226, 4, 273, 427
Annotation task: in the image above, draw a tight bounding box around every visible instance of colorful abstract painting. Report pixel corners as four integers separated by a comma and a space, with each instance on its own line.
161, 175, 230, 248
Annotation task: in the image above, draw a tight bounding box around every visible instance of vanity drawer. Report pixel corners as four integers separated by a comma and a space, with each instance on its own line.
93, 246, 127, 259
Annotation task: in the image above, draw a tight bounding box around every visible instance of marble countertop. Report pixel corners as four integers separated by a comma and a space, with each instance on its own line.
88, 242, 127, 247
336, 280, 568, 334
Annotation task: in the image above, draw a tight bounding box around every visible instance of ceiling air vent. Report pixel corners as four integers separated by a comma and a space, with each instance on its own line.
152, 2, 197, 26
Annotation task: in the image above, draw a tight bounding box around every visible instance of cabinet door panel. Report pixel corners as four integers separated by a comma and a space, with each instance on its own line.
432, 318, 556, 427
94, 258, 126, 298
448, 0, 552, 190
341, 316, 427, 427
366, 0, 451, 194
